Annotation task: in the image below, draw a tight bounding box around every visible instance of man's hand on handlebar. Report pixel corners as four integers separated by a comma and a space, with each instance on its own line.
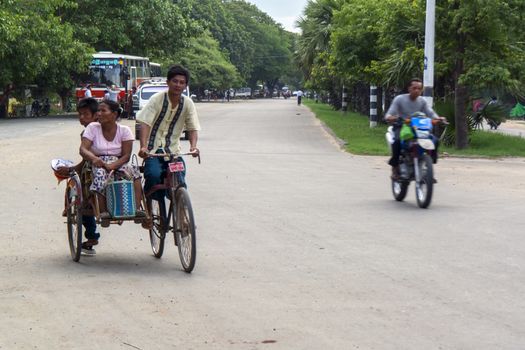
436, 116, 449, 125
385, 115, 399, 124
138, 147, 149, 159
189, 147, 200, 157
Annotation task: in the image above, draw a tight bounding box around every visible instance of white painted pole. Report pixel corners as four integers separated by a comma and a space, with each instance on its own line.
423, 0, 435, 108
342, 85, 348, 113
370, 85, 378, 127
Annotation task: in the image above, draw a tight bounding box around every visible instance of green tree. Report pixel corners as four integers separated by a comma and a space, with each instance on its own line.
437, 0, 525, 148
296, 0, 343, 107
174, 31, 241, 97
188, 0, 252, 82
225, 0, 294, 93
0, 0, 90, 114
61, 0, 196, 58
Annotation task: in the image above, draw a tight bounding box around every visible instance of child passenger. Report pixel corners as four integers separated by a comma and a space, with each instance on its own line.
57, 98, 100, 255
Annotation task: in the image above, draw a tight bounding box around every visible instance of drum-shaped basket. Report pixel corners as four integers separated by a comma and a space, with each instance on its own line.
106, 180, 136, 218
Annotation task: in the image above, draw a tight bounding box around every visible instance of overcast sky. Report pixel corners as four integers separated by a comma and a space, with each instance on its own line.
247, 0, 309, 33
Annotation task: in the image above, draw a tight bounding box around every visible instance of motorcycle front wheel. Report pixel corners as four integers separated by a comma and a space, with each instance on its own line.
392, 178, 409, 201
415, 154, 433, 208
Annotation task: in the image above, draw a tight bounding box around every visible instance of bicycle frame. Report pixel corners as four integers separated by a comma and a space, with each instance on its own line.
144, 153, 195, 224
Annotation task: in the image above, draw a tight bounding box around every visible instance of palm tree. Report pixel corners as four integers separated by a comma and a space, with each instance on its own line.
295, 0, 342, 78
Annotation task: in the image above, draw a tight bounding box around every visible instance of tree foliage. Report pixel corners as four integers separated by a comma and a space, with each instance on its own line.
0, 0, 300, 116
296, 0, 525, 148
175, 31, 241, 96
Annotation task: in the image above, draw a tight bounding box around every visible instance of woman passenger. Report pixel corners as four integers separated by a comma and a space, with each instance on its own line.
80, 99, 145, 220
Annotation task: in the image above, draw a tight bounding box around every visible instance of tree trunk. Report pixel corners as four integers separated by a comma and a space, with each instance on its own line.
59, 91, 68, 112
454, 82, 468, 149
454, 30, 468, 149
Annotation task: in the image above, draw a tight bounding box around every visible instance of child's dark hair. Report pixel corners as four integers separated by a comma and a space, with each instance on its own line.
167, 64, 190, 84
100, 99, 122, 117
77, 97, 98, 115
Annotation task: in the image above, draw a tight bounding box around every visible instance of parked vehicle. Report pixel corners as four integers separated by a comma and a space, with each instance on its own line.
31, 99, 41, 117
235, 87, 251, 98
386, 113, 446, 209
41, 98, 50, 116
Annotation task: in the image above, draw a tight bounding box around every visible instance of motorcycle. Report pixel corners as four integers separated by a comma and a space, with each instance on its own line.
31, 99, 41, 117
41, 98, 50, 116
386, 113, 445, 209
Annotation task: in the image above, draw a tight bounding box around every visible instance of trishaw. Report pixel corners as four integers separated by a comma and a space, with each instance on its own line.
54, 152, 198, 273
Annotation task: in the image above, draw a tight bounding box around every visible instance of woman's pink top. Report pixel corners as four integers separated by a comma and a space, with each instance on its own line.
82, 122, 134, 156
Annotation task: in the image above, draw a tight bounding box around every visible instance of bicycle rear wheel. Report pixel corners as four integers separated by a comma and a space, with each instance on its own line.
66, 180, 83, 262
173, 187, 196, 273
147, 197, 166, 258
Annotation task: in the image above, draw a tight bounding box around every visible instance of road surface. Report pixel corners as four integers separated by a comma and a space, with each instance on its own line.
1, 99, 524, 349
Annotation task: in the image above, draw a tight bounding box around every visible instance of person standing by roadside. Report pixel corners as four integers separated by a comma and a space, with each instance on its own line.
108, 85, 120, 102
296, 89, 304, 105
84, 84, 92, 98
126, 86, 137, 119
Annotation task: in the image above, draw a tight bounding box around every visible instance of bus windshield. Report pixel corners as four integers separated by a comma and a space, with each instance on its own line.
87, 58, 122, 86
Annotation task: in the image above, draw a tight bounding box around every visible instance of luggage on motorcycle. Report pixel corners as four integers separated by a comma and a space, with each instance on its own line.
400, 124, 415, 141
410, 115, 433, 138
417, 138, 435, 150
106, 177, 136, 219
386, 126, 395, 145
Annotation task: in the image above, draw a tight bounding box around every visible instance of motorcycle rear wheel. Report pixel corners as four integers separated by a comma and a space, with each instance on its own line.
415, 154, 433, 208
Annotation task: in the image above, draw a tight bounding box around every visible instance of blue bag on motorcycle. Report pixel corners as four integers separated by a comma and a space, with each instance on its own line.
411, 117, 433, 139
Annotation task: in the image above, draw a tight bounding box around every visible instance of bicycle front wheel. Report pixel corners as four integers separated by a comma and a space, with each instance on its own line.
66, 180, 83, 262
147, 198, 166, 258
173, 187, 196, 273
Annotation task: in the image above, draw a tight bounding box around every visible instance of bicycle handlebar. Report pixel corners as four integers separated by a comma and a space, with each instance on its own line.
148, 152, 201, 164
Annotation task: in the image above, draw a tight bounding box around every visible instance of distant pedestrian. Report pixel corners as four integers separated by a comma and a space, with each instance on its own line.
108, 85, 120, 102
84, 84, 92, 98
296, 89, 304, 105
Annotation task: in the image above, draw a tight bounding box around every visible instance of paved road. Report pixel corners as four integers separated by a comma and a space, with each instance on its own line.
1, 100, 524, 349
496, 120, 525, 138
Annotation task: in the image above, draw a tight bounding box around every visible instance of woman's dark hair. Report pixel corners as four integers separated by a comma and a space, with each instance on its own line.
100, 99, 122, 117
167, 64, 190, 85
77, 97, 98, 114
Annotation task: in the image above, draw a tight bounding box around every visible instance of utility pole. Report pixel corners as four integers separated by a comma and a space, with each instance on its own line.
423, 0, 435, 108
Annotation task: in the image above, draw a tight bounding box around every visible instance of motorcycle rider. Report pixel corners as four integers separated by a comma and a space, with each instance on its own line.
31, 99, 41, 117
385, 78, 446, 180
41, 98, 50, 116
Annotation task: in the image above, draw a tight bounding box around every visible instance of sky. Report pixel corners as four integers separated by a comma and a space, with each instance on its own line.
247, 0, 309, 33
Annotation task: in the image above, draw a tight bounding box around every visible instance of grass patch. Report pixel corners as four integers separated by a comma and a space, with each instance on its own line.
304, 99, 389, 155
442, 131, 525, 157
304, 99, 525, 158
